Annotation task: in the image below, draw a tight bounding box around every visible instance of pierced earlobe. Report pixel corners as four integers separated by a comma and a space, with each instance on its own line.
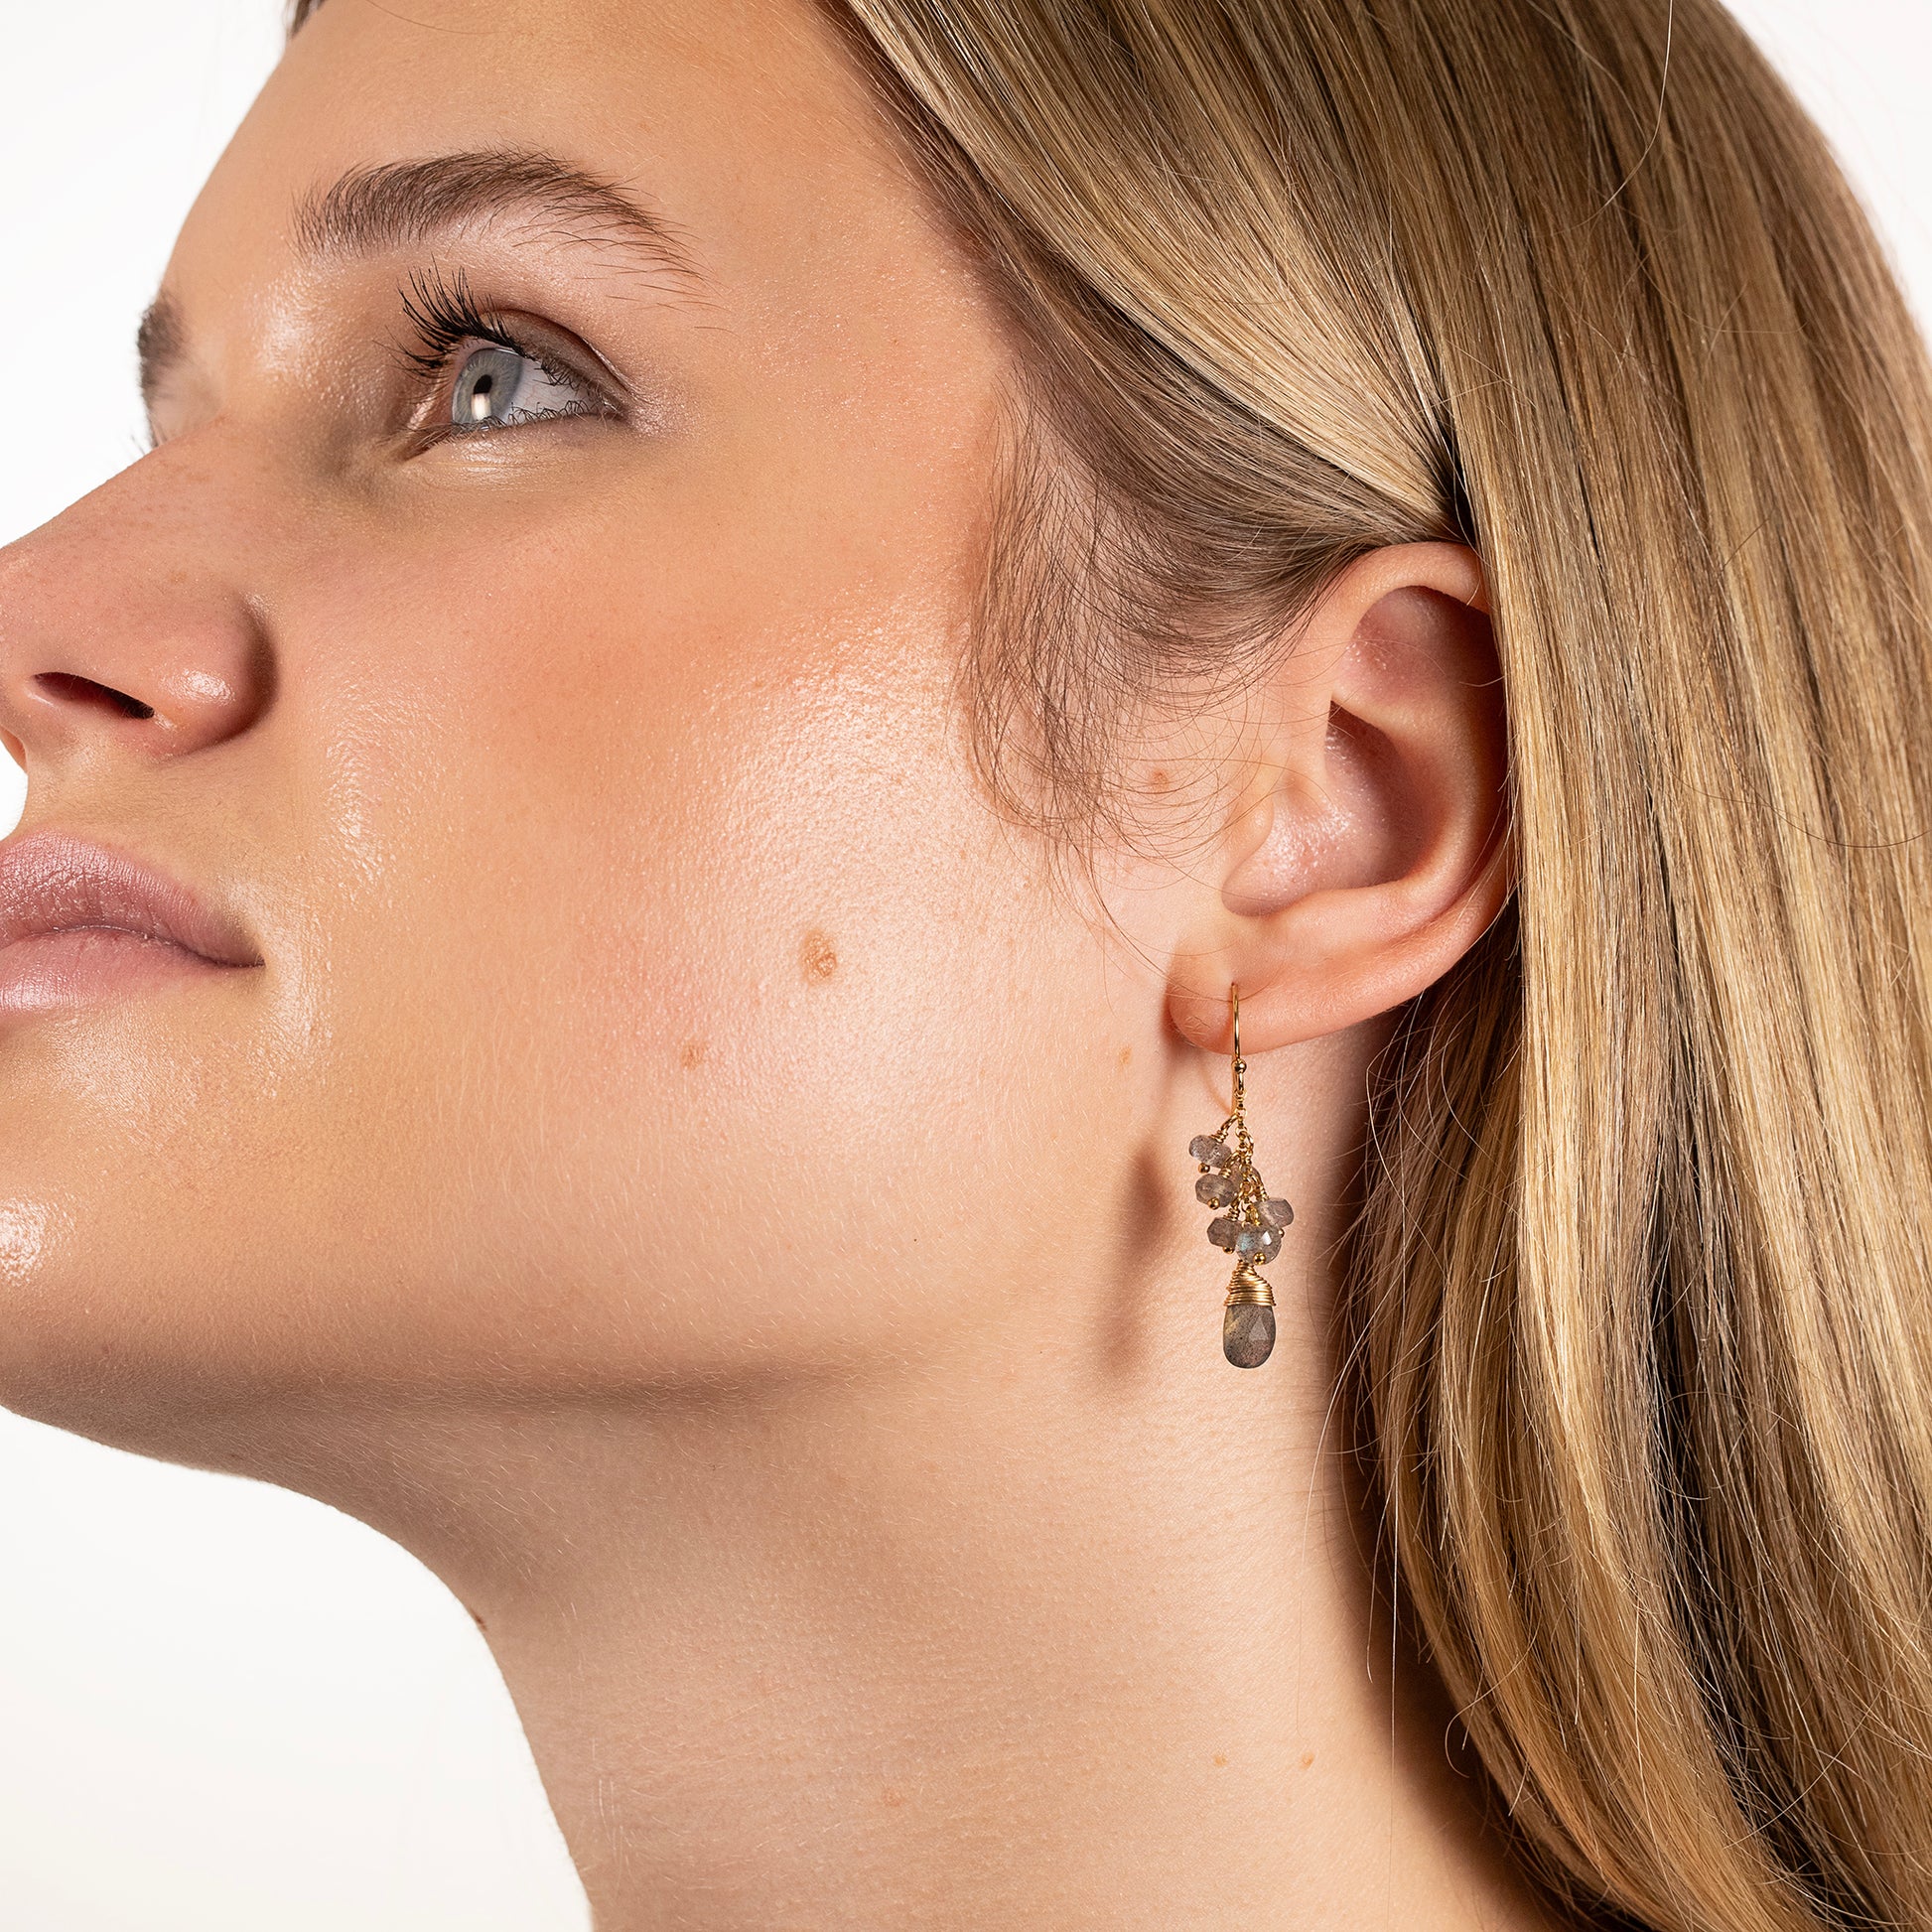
1186, 985, 1293, 1368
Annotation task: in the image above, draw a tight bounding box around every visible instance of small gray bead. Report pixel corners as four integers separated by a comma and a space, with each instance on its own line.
1207, 1215, 1240, 1251
1260, 1196, 1294, 1229
1194, 1173, 1237, 1207
1188, 1135, 1232, 1172
1233, 1225, 1270, 1259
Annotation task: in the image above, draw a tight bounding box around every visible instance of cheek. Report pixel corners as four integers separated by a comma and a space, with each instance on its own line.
297, 589, 1081, 1386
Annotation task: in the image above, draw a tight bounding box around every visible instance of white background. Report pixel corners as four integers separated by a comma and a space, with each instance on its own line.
1, 2, 1928, 1926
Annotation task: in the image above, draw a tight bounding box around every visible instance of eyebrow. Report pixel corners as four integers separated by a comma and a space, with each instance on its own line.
292, 147, 696, 273
136, 297, 185, 415
138, 147, 699, 411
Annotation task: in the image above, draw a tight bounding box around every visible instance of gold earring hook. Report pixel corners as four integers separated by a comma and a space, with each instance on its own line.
1229, 983, 1244, 1115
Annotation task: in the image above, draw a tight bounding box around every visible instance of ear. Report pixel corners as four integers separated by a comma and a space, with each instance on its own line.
1165, 542, 1512, 1053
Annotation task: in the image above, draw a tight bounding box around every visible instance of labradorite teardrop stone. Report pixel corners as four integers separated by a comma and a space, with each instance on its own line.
1223, 1301, 1276, 1368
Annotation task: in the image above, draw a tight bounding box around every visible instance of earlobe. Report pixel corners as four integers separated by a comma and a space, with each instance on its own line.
1166, 543, 1511, 1053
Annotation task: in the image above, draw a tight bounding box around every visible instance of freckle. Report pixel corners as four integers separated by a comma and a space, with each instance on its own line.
1213, 1753, 1228, 1768
882, 1787, 904, 1809
1301, 1751, 1315, 1769
679, 1038, 707, 1070
801, 927, 838, 983
1118, 1045, 1132, 1068
1151, 768, 1172, 791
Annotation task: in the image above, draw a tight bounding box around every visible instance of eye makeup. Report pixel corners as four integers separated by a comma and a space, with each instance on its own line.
395, 262, 627, 444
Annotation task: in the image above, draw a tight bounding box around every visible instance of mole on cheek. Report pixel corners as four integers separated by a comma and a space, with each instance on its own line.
679, 1039, 707, 1070
800, 928, 839, 984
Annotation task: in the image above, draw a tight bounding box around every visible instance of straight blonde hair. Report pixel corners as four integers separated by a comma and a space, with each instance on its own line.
821, 3, 1932, 1926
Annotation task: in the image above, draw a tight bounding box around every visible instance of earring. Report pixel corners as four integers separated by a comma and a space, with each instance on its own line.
1188, 985, 1293, 1368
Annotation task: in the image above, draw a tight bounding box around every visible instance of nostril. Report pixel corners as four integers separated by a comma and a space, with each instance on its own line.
32, 672, 157, 722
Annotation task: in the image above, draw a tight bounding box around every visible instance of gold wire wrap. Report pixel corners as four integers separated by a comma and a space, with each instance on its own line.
1225, 1261, 1276, 1308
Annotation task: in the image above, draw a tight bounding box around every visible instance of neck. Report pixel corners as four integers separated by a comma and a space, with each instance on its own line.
372, 1268, 1549, 1931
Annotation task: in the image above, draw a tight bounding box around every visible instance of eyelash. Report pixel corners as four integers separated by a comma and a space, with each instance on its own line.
397, 263, 613, 436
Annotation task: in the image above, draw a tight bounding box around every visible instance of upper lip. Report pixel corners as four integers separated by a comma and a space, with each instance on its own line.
0, 831, 262, 969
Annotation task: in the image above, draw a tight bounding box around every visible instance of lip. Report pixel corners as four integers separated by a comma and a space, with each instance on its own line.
0, 831, 262, 1022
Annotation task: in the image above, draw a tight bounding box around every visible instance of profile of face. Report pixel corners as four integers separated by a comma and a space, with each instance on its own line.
0, 0, 1016, 1430
0, 0, 1503, 1492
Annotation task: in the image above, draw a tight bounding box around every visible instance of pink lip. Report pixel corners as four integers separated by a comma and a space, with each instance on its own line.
0, 831, 262, 1022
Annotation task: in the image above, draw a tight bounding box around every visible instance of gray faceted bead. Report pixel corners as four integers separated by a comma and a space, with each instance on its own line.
1223, 1302, 1276, 1367
1188, 1135, 1232, 1172
1194, 1173, 1237, 1207
1259, 1196, 1294, 1229
1207, 1215, 1240, 1251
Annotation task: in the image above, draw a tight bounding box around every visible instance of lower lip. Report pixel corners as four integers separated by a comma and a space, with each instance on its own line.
0, 927, 246, 1020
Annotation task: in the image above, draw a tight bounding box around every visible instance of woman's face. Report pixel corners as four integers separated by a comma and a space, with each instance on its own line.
0, 0, 1169, 1445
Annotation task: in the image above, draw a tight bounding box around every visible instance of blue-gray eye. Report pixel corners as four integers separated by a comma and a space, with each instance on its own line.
449, 344, 599, 429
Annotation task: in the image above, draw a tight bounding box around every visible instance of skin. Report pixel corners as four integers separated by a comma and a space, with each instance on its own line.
0, 1, 1536, 1926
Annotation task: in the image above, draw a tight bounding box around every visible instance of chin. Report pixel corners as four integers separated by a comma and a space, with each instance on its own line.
0, 1229, 240, 1468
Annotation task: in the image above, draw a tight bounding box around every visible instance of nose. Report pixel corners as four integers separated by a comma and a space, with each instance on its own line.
0, 451, 272, 777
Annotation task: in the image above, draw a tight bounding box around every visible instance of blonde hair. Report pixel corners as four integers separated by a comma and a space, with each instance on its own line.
822, 2, 1932, 1927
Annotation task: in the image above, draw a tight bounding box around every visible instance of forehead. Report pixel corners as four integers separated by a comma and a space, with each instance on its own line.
166, 0, 955, 337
